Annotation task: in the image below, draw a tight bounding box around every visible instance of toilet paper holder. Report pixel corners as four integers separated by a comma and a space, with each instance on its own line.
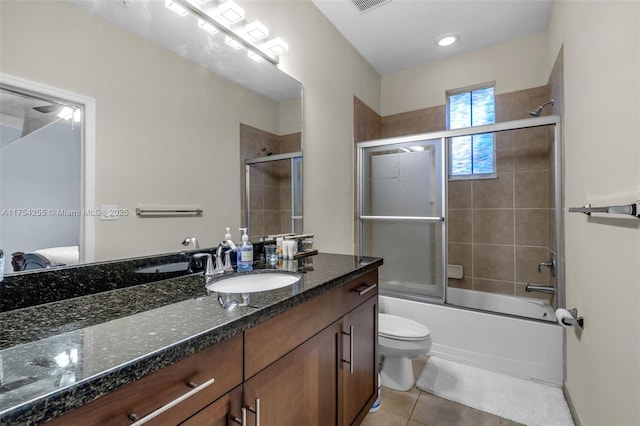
562, 308, 584, 328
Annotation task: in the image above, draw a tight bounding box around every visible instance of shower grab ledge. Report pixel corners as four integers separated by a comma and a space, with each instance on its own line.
569, 202, 640, 218
358, 215, 445, 222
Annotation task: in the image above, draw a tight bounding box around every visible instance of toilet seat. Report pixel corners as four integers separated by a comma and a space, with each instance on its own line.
379, 313, 430, 341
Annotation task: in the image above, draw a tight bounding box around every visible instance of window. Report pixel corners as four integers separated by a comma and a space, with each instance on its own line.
447, 84, 496, 178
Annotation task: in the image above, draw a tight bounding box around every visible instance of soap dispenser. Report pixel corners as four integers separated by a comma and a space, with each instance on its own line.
237, 228, 253, 272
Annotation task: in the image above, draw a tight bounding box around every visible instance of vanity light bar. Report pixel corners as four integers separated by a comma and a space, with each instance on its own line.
172, 0, 282, 65
244, 20, 269, 41
165, 0, 188, 16
217, 0, 245, 25
198, 19, 218, 35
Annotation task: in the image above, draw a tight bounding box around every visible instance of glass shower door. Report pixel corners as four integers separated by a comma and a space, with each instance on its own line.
357, 138, 446, 302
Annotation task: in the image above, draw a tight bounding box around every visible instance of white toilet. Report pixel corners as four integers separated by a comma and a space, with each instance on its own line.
378, 313, 432, 391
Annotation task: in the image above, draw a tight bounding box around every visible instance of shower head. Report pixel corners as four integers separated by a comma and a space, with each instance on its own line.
529, 99, 554, 117
261, 147, 272, 156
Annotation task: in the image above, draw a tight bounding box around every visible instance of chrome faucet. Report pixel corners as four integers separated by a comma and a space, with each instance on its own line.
192, 253, 215, 277
537, 254, 556, 277
525, 284, 556, 294
181, 236, 200, 250
216, 239, 237, 273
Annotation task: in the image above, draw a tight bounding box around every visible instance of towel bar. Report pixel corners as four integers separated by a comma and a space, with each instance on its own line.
136, 208, 203, 216
569, 202, 639, 218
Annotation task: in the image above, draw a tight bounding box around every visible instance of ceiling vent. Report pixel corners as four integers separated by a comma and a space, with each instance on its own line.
350, 0, 391, 13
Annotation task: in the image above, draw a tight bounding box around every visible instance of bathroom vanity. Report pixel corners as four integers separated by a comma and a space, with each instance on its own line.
0, 253, 381, 425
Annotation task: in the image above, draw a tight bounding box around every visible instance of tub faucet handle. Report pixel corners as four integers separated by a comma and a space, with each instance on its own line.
537, 254, 556, 277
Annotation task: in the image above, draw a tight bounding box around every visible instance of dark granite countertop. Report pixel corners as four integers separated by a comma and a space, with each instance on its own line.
0, 253, 382, 425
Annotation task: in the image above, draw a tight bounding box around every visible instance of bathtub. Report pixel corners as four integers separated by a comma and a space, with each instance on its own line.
379, 292, 564, 385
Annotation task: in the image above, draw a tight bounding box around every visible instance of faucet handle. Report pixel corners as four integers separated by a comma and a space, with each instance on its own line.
193, 253, 216, 277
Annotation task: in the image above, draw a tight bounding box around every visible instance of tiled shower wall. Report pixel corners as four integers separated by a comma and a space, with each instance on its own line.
240, 123, 301, 237
354, 82, 561, 303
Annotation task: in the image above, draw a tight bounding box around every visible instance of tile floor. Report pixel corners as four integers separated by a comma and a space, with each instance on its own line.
362, 357, 524, 426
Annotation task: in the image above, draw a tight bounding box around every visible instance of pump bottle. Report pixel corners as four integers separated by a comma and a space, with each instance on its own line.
237, 228, 253, 271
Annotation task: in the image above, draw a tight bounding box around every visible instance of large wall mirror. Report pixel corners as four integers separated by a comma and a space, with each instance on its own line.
0, 0, 302, 274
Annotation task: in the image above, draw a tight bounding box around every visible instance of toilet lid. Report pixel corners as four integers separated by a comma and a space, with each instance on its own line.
379, 313, 430, 341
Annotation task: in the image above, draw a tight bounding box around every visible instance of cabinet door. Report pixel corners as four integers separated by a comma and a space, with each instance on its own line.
243, 322, 341, 426
342, 295, 378, 426
181, 386, 243, 426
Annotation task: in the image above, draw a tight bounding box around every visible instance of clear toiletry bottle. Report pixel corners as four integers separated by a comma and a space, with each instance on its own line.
237, 228, 253, 272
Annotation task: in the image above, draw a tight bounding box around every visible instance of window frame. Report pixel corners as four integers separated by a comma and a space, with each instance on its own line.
446, 82, 497, 181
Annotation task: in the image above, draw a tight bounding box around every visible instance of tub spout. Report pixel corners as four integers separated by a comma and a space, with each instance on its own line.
525, 284, 556, 294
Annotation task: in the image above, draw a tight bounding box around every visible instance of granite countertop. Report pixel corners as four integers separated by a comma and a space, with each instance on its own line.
0, 253, 382, 425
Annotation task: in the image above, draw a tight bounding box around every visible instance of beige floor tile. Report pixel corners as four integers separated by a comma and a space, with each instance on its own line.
411, 392, 502, 426
500, 418, 525, 426
379, 386, 421, 418
362, 406, 410, 426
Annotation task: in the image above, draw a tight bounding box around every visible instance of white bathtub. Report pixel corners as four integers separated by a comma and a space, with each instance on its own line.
379, 293, 564, 385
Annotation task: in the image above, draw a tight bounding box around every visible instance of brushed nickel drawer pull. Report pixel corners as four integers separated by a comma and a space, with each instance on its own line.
233, 398, 260, 426
354, 283, 377, 296
341, 326, 354, 374
232, 407, 247, 425
128, 378, 215, 425
248, 398, 260, 426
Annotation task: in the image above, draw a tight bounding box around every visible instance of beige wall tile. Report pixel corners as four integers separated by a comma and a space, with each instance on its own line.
448, 209, 472, 243
473, 278, 515, 296
514, 209, 548, 246
249, 210, 264, 237
513, 127, 551, 172
473, 244, 515, 281
472, 174, 514, 208
263, 185, 280, 211
495, 132, 514, 173
381, 118, 402, 138
515, 246, 551, 284
448, 180, 471, 209
448, 242, 472, 282
514, 170, 547, 208
473, 209, 514, 244
263, 210, 281, 235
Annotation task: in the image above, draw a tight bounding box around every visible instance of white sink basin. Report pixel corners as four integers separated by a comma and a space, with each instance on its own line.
206, 273, 300, 293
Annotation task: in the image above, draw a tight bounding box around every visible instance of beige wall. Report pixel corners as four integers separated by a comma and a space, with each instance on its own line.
246, 0, 382, 254
547, 1, 640, 425
381, 32, 549, 116
0, 1, 290, 261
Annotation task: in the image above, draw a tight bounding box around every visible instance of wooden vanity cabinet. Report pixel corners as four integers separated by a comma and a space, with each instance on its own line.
45, 269, 378, 426
46, 335, 243, 426
243, 269, 379, 426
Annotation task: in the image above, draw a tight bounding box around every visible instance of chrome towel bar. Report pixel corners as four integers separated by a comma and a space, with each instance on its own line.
569, 202, 639, 218
136, 208, 203, 216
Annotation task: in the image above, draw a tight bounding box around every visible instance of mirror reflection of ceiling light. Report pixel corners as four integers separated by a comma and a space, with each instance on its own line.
57, 106, 74, 120
165, 0, 188, 16
244, 21, 269, 41
410, 146, 425, 151
198, 19, 218, 35
436, 34, 459, 47
266, 37, 289, 55
218, 0, 245, 25
247, 50, 264, 63
225, 36, 243, 50
169, 0, 288, 64
54, 351, 71, 368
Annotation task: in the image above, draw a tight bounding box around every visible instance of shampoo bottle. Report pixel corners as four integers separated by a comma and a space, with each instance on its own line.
237, 228, 253, 272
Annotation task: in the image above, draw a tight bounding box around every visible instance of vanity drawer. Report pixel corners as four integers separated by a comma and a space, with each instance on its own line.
47, 334, 243, 426
342, 269, 378, 313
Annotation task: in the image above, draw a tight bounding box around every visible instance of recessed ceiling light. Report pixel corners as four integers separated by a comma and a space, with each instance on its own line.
436, 34, 459, 47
